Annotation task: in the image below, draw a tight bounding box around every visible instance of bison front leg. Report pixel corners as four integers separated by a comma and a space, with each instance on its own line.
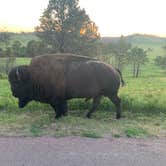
61, 100, 68, 116
51, 100, 68, 119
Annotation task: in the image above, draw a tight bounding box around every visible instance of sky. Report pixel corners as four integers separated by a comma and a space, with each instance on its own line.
0, 0, 166, 37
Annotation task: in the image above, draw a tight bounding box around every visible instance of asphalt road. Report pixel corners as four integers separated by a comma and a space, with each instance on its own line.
0, 136, 166, 166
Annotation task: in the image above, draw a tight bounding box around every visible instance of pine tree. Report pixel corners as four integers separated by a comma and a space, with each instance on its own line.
35, 0, 100, 56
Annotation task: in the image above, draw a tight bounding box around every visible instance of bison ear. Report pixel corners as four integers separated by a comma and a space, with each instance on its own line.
15, 66, 30, 82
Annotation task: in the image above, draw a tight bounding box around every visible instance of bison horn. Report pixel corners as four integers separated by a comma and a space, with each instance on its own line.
16, 68, 21, 80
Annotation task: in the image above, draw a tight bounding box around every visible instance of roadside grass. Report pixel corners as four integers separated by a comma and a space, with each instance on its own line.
0, 106, 165, 138
125, 127, 149, 138
0, 72, 165, 138
81, 132, 103, 138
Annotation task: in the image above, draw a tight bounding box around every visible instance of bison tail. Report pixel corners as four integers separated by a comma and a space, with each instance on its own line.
116, 68, 125, 87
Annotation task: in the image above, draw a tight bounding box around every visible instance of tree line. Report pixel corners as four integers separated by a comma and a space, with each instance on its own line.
155, 46, 166, 71
0, 31, 151, 78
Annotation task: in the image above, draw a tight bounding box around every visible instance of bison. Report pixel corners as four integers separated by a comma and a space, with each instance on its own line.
8, 53, 124, 119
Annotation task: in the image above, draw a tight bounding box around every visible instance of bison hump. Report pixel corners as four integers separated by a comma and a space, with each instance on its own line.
30, 58, 66, 98
30, 53, 95, 65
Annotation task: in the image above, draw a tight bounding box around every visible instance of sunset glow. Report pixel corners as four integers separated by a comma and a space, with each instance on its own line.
0, 0, 166, 37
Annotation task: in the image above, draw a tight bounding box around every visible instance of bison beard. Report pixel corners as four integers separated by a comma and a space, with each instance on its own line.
8, 53, 123, 119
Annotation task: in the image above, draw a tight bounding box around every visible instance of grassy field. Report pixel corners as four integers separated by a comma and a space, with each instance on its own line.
0, 34, 166, 138
0, 54, 166, 138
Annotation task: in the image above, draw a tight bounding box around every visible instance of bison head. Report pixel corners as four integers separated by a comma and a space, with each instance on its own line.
8, 65, 33, 108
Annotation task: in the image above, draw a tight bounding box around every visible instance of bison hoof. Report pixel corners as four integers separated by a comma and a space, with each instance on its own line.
116, 114, 121, 119
86, 113, 92, 118
63, 112, 68, 116
55, 115, 62, 119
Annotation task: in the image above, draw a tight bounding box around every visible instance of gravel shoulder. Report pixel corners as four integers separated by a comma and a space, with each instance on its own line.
0, 136, 166, 166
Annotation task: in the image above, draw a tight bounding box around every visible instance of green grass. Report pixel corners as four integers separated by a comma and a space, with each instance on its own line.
0, 46, 166, 138
81, 132, 103, 138
125, 127, 149, 138
0, 69, 165, 138
0, 57, 31, 79
30, 123, 43, 137
15, 57, 31, 65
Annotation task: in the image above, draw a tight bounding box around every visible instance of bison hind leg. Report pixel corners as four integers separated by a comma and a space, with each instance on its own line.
108, 94, 121, 119
86, 96, 101, 118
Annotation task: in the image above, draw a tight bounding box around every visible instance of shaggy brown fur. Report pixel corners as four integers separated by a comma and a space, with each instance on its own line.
8, 53, 123, 119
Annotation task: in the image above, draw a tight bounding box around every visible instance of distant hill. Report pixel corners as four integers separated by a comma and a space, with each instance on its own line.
101, 34, 166, 58
101, 34, 166, 46
126, 34, 166, 45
